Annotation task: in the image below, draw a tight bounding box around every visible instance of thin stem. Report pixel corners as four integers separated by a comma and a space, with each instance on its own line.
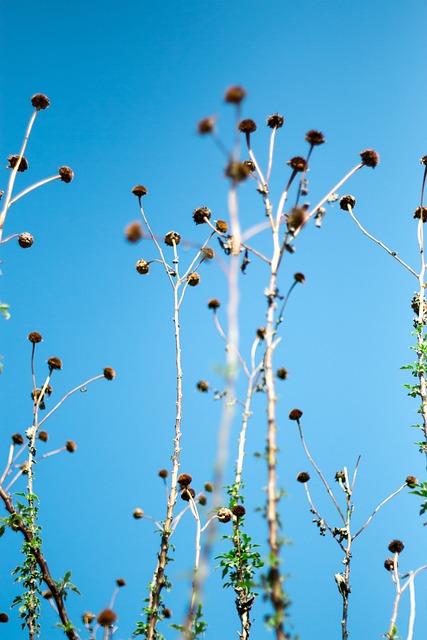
9, 175, 61, 206
353, 484, 406, 540
38, 375, 104, 428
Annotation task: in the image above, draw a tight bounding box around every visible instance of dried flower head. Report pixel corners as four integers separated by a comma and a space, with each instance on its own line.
125, 221, 143, 242
193, 206, 212, 225
82, 611, 95, 625
204, 481, 213, 492
198, 116, 216, 135
0, 613, 9, 623
215, 220, 228, 233
7, 155, 28, 172
12, 433, 24, 445
164, 231, 181, 246
132, 185, 148, 198
163, 608, 172, 619
413, 206, 427, 222
181, 487, 196, 501
287, 207, 307, 232
198, 494, 207, 506
116, 578, 126, 587
44, 385, 52, 396
135, 259, 150, 275
335, 471, 346, 482
232, 504, 246, 518
266, 114, 285, 129
360, 149, 379, 168
97, 609, 117, 627
178, 473, 193, 487
305, 130, 325, 146
158, 469, 168, 479
289, 408, 303, 421
388, 539, 405, 554
201, 247, 215, 260
287, 156, 307, 172
243, 160, 256, 172
340, 195, 356, 210
405, 475, 418, 487
18, 232, 34, 248
58, 166, 74, 183
38, 430, 49, 442
133, 508, 144, 519
21, 461, 30, 474
187, 272, 200, 286
208, 298, 220, 310
217, 507, 233, 523
257, 327, 266, 340
197, 380, 209, 392
238, 119, 257, 134
224, 86, 246, 104
28, 332, 43, 343
297, 471, 310, 483
384, 557, 396, 572
31, 93, 50, 110
103, 367, 115, 381
66, 440, 77, 453
42, 590, 53, 599
47, 357, 62, 370
225, 161, 251, 182
420, 156, 427, 166
276, 368, 288, 380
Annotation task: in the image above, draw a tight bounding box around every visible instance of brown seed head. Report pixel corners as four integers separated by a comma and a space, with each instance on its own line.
232, 504, 246, 518
208, 298, 220, 310
297, 471, 310, 483
217, 507, 233, 523
225, 160, 251, 182
287, 207, 307, 232
12, 433, 24, 445
82, 611, 95, 625
58, 166, 74, 183
21, 461, 30, 474
340, 195, 356, 210
47, 357, 62, 370
197, 380, 209, 392
276, 367, 288, 380
201, 247, 215, 260
178, 473, 193, 487
294, 272, 305, 283
31, 93, 50, 110
243, 160, 256, 172
38, 430, 49, 442
42, 590, 53, 599
413, 207, 427, 222
360, 149, 379, 168
204, 481, 214, 492
7, 155, 28, 172
164, 231, 181, 246
384, 557, 395, 572
28, 332, 43, 343
66, 440, 77, 453
420, 156, 427, 166
181, 487, 196, 501
97, 609, 117, 627
18, 232, 34, 248
158, 469, 168, 479
133, 508, 144, 519
132, 185, 148, 198
238, 119, 257, 134
266, 114, 285, 129
163, 608, 172, 619
136, 259, 150, 275
405, 475, 418, 487
215, 220, 228, 233
257, 327, 266, 340
198, 116, 216, 135
116, 578, 126, 587
193, 206, 212, 225
388, 539, 405, 554
198, 494, 207, 506
335, 471, 346, 482
103, 367, 115, 381
289, 408, 303, 421
44, 385, 53, 396
0, 613, 9, 623
305, 130, 325, 146
224, 86, 246, 104
125, 221, 143, 242
287, 156, 307, 172
187, 272, 200, 286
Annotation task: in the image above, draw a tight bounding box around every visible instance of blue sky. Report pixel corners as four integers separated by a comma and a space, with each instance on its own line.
1, 1, 427, 638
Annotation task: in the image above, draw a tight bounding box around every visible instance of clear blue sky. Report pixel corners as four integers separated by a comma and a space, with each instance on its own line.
1, 1, 427, 638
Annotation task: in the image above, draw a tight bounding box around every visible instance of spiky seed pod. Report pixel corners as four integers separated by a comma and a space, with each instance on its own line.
360, 149, 379, 168
18, 232, 34, 248
197, 380, 209, 392
289, 408, 303, 420
215, 220, 228, 233
187, 272, 200, 286
276, 368, 288, 380
58, 166, 74, 183
204, 482, 214, 492
232, 505, 246, 518
28, 331, 42, 343
164, 231, 181, 246
158, 469, 168, 479
7, 155, 28, 172
297, 471, 310, 483
103, 367, 115, 380
388, 539, 405, 554
198, 494, 207, 506
414, 206, 427, 222
82, 611, 95, 625
116, 578, 126, 587
287, 207, 307, 232
266, 113, 285, 129
47, 357, 62, 370
305, 130, 325, 146
224, 86, 246, 104
12, 433, 24, 445
335, 471, 346, 482
238, 119, 257, 134
133, 508, 144, 519
208, 298, 220, 310
198, 117, 216, 134
178, 473, 192, 487
193, 206, 212, 225
340, 195, 356, 210
135, 259, 150, 275
257, 327, 266, 339
294, 272, 305, 283
31, 93, 50, 110
181, 487, 196, 501
66, 440, 77, 453
243, 160, 256, 172
225, 161, 251, 182
0, 613, 9, 623
217, 507, 233, 523
405, 475, 418, 487
97, 609, 117, 627
287, 156, 307, 172
38, 430, 49, 442
201, 247, 215, 260
384, 557, 395, 571
125, 221, 143, 242
132, 185, 147, 197
420, 156, 427, 166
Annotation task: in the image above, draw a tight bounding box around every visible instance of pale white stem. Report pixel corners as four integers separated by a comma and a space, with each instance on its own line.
38, 375, 104, 428
407, 571, 415, 640
9, 175, 61, 205
0, 444, 15, 485
353, 484, 406, 540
